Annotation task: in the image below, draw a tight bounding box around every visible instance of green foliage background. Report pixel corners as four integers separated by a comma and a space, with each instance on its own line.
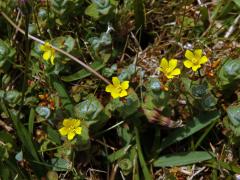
0, 0, 240, 179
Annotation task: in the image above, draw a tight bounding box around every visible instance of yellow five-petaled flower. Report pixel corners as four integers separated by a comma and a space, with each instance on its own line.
59, 118, 82, 141
157, 58, 181, 79
40, 42, 55, 65
105, 77, 129, 99
183, 49, 208, 72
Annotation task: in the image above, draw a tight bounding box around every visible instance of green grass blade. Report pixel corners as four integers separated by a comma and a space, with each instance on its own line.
0, 100, 46, 177
207, 159, 240, 173
5, 159, 29, 179
28, 107, 35, 135
156, 111, 220, 154
135, 127, 153, 180
153, 151, 214, 167
193, 119, 218, 150
107, 145, 131, 163
133, 0, 145, 31
233, 0, 240, 7
0, 100, 39, 161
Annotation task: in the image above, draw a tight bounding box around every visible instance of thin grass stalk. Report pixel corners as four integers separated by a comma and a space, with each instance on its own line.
134, 126, 153, 180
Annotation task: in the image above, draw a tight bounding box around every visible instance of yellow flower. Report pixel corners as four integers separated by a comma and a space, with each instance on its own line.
59, 118, 82, 140
40, 42, 55, 65
157, 58, 181, 79
183, 49, 208, 71
105, 77, 129, 99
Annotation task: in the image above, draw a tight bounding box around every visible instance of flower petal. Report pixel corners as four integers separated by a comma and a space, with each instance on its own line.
192, 65, 201, 71
50, 51, 55, 65
200, 56, 208, 64
121, 81, 129, 90
105, 84, 115, 92
41, 42, 50, 51
183, 60, 193, 68
119, 90, 128, 97
40, 44, 46, 51
112, 77, 120, 86
63, 119, 73, 126
194, 49, 202, 59
111, 91, 120, 99
59, 127, 68, 136
166, 74, 174, 79
73, 119, 81, 127
168, 59, 178, 71
67, 132, 76, 140
160, 58, 168, 70
43, 50, 51, 61
185, 50, 194, 60
169, 68, 181, 76
75, 127, 82, 135
50, 56, 54, 64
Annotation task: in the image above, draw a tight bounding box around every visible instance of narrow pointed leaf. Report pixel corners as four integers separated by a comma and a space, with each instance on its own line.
157, 111, 220, 154
153, 151, 214, 167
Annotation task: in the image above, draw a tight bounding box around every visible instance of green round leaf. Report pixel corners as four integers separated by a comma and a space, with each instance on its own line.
218, 58, 240, 89
28, 23, 37, 34
2, 74, 11, 85
51, 158, 72, 171
4, 90, 21, 104
148, 78, 161, 93
0, 40, 14, 69
36, 106, 51, 119
38, 8, 48, 20
74, 94, 103, 121
85, 3, 99, 19
200, 94, 217, 111
118, 64, 136, 81
227, 105, 240, 126
118, 89, 140, 118
191, 82, 208, 98
0, 40, 10, 60
52, 36, 75, 53
102, 67, 115, 78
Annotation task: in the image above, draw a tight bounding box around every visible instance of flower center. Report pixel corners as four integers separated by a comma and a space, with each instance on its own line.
115, 85, 123, 93
165, 67, 172, 75
67, 125, 76, 131
192, 57, 199, 65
